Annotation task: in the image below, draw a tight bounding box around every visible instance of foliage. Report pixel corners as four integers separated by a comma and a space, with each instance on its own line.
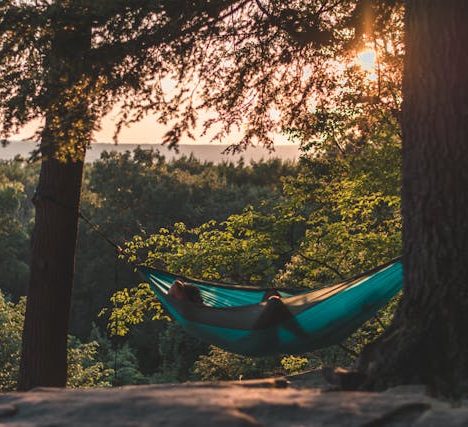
0, 291, 24, 391
122, 208, 292, 285
0, 163, 34, 298
67, 337, 113, 388
280, 355, 309, 375
0, 144, 403, 385
88, 325, 149, 386
111, 344, 149, 386
99, 137, 402, 380
0, 0, 411, 390
276, 140, 401, 289
152, 323, 208, 383
0, 138, 403, 386
0, 0, 406, 389
193, 346, 278, 381
273, 137, 402, 365
101, 283, 167, 337
0, 291, 114, 391
0, 0, 238, 155
0, 1, 403, 152
111, 203, 299, 338
113, 139, 401, 355
0, 153, 302, 386
72, 151, 295, 337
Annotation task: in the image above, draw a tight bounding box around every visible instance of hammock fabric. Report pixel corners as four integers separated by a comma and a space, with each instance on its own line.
138, 260, 402, 357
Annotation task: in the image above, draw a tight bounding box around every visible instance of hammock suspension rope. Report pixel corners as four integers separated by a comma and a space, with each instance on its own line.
35, 191, 403, 357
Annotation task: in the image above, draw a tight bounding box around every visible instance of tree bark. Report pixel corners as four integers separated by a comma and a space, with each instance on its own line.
359, 1, 468, 397
18, 156, 84, 390
18, 21, 92, 390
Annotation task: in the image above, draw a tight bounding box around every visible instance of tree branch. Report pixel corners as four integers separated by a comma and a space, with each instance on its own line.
297, 252, 345, 279
87, 0, 248, 68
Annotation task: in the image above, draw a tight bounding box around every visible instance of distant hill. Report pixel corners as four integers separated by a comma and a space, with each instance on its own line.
1, 141, 300, 164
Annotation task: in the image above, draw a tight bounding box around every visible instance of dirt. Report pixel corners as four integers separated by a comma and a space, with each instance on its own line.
1, 372, 467, 426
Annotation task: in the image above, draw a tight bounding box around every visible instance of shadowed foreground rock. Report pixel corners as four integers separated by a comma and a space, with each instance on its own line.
1, 374, 468, 426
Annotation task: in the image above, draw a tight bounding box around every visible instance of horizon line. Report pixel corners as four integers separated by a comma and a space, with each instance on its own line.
4, 139, 299, 147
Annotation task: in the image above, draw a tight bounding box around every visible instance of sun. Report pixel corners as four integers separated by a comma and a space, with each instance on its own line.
356, 48, 378, 81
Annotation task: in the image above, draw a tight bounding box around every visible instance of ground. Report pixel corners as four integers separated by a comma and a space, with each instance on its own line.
1, 372, 468, 426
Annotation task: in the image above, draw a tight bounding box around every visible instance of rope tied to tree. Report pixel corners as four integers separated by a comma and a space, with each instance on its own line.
33, 190, 123, 254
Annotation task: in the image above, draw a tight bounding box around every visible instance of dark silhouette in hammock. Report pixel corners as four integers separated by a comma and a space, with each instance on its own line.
168, 279, 204, 305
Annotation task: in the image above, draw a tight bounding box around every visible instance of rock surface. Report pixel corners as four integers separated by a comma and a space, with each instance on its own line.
1, 373, 467, 426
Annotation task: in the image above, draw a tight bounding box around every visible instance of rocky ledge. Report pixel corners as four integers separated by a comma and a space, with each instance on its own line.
1, 373, 467, 426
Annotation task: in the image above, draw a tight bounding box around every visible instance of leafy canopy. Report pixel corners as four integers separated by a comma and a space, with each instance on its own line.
1, 1, 403, 155
0, 291, 113, 390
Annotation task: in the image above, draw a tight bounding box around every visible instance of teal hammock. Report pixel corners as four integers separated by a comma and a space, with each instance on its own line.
138, 260, 402, 357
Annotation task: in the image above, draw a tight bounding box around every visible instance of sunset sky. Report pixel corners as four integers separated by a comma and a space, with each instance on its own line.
13, 105, 292, 146
12, 48, 376, 147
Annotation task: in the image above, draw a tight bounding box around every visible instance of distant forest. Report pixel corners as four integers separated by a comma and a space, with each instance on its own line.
3, 0, 468, 398
1, 142, 400, 389
0, 142, 300, 164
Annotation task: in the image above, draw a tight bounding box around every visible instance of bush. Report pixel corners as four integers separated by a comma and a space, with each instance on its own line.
193, 346, 279, 381
0, 291, 24, 391
67, 337, 113, 388
280, 355, 309, 375
0, 291, 115, 391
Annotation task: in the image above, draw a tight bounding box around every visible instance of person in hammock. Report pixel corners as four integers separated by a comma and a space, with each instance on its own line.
168, 279, 204, 305
262, 289, 282, 301
254, 290, 290, 328
256, 289, 308, 339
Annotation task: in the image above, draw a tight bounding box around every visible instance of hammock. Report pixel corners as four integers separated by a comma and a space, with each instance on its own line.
138, 260, 402, 357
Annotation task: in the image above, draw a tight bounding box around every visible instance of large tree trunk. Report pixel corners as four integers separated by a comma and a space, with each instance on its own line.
18, 154, 84, 390
359, 1, 468, 397
18, 21, 91, 390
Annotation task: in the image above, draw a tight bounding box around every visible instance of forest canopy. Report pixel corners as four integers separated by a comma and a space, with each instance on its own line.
0, 0, 407, 390
0, 128, 401, 387
6, 0, 468, 398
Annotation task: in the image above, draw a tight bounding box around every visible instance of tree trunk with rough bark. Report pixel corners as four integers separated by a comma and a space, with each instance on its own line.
18, 21, 92, 391
359, 1, 468, 397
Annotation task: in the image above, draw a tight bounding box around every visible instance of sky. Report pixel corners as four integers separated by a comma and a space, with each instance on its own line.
13, 109, 292, 146
12, 49, 375, 146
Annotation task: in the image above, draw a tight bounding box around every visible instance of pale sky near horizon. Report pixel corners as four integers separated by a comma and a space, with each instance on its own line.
13, 107, 293, 146
11, 47, 376, 147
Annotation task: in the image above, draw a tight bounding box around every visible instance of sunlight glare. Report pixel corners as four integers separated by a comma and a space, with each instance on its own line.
269, 107, 281, 122
356, 48, 377, 75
